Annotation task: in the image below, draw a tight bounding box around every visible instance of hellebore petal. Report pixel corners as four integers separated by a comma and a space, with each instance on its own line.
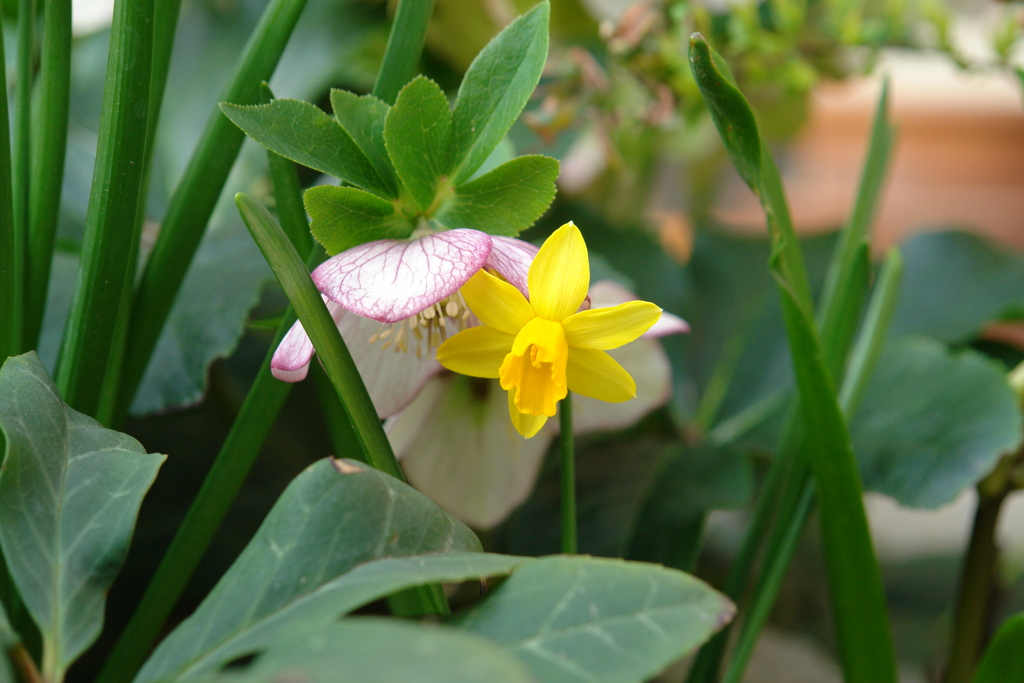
271, 298, 346, 382
528, 222, 589, 321
485, 236, 538, 296
311, 229, 493, 323
387, 375, 553, 529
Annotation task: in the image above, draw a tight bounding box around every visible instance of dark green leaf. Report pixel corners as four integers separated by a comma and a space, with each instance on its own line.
455, 556, 734, 683
304, 184, 413, 255
974, 613, 1024, 683
0, 352, 164, 675
435, 155, 558, 236
220, 99, 391, 196
891, 231, 1024, 342
209, 618, 534, 683
135, 458, 480, 683
384, 76, 453, 212
851, 337, 1023, 507
330, 89, 399, 196
449, 2, 549, 185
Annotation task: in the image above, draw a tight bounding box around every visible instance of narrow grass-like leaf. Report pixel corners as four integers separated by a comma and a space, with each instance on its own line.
330, 89, 399, 195
449, 1, 549, 185
220, 100, 391, 196
305, 185, 413, 255
117, 0, 312, 420
9, 0, 33, 354
689, 33, 896, 683
434, 155, 558, 236
0, 352, 164, 679
134, 459, 479, 683
973, 613, 1024, 683
55, 0, 154, 418
23, 0, 72, 350
384, 76, 452, 211
0, 5, 16, 361
372, 0, 435, 105
456, 556, 734, 683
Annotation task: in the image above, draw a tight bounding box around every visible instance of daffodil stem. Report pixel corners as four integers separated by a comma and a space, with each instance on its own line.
560, 392, 577, 555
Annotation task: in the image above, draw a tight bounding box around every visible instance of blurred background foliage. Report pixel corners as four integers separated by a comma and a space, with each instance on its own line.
15, 0, 1024, 679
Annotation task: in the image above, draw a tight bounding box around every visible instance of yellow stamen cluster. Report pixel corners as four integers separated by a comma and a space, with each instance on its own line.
368, 292, 473, 357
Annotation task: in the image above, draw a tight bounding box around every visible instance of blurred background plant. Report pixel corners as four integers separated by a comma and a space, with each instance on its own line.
6, 0, 1024, 679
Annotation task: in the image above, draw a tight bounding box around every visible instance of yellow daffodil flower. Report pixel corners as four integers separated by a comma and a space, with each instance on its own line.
435, 222, 664, 438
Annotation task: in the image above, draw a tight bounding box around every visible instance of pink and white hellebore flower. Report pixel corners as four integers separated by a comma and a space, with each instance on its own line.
386, 280, 689, 529
270, 229, 538, 418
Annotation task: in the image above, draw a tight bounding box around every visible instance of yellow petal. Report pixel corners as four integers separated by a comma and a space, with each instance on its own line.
562, 301, 663, 350
436, 326, 515, 378
528, 222, 590, 322
566, 347, 636, 402
460, 269, 535, 336
508, 389, 548, 438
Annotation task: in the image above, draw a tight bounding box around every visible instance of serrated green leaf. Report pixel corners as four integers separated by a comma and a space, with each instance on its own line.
135, 458, 480, 683
974, 613, 1024, 683
220, 100, 391, 196
330, 89, 399, 196
455, 556, 734, 683
0, 352, 164, 675
210, 618, 534, 683
385, 76, 453, 212
304, 184, 413, 255
434, 155, 558, 236
449, 2, 549, 185
851, 337, 1023, 507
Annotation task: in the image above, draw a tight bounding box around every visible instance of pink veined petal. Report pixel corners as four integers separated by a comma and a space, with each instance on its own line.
337, 313, 445, 418
312, 229, 493, 323
587, 279, 689, 338
485, 236, 538, 297
270, 298, 347, 382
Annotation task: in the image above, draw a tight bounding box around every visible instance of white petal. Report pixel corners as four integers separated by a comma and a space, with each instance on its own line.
485, 236, 538, 297
312, 229, 493, 323
387, 373, 555, 529
337, 313, 444, 418
270, 298, 346, 383
569, 338, 673, 434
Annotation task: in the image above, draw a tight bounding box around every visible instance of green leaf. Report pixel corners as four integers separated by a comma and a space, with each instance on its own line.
304, 184, 413, 256
330, 89, 399, 196
135, 458, 481, 683
0, 352, 164, 676
449, 2, 549, 185
455, 556, 734, 683
220, 99, 391, 196
974, 613, 1024, 683
384, 76, 453, 212
209, 618, 534, 683
891, 231, 1024, 343
851, 337, 1023, 507
435, 155, 558, 236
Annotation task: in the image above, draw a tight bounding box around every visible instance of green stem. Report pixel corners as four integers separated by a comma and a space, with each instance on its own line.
116, 0, 311, 421
23, 0, 71, 349
311, 363, 363, 463
560, 392, 576, 555
372, 0, 434, 105
11, 0, 33, 353
946, 490, 1006, 683
0, 1, 17, 361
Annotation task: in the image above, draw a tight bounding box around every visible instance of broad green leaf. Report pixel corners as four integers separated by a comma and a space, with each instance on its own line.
851, 337, 1023, 507
220, 99, 391, 196
304, 184, 413, 255
209, 618, 534, 683
145, 553, 528, 681
0, 352, 164, 674
135, 458, 480, 683
434, 155, 558, 236
455, 556, 734, 683
449, 2, 549, 185
330, 89, 399, 196
974, 613, 1024, 683
384, 76, 453, 212
890, 231, 1024, 343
